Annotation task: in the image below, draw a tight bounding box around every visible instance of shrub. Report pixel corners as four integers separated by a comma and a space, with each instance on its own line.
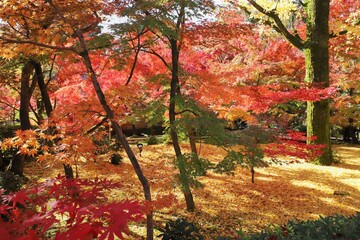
110, 153, 122, 165
158, 218, 204, 240
93, 136, 121, 155
0, 171, 24, 193
0, 148, 17, 171
220, 213, 360, 240
0, 124, 20, 140
146, 135, 158, 145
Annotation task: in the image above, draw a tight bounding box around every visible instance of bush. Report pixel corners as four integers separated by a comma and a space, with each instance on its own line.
146, 135, 158, 145
158, 218, 204, 240
0, 171, 24, 194
221, 213, 360, 240
0, 124, 20, 140
0, 148, 17, 171
110, 153, 122, 165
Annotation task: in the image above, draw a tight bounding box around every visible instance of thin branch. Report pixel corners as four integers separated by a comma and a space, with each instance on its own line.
148, 28, 169, 46
86, 117, 108, 135
0, 100, 18, 111
5, 20, 25, 36
175, 109, 198, 116
126, 27, 146, 85
0, 37, 77, 52
46, 54, 57, 86
329, 30, 348, 38
141, 48, 170, 68
93, 59, 110, 78
87, 42, 117, 51
124, 28, 151, 42
29, 102, 40, 125
176, 4, 186, 51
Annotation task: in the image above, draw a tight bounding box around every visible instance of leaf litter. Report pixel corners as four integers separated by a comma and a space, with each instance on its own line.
24, 144, 360, 239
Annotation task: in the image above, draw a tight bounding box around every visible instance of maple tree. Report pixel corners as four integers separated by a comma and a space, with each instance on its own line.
0, 1, 154, 238
328, 0, 360, 138
110, 0, 339, 212
0, 57, 56, 175
112, 0, 219, 212
0, 0, 358, 238
223, 0, 336, 165
0, 175, 146, 239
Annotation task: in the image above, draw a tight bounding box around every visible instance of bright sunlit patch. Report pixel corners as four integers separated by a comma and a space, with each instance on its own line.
290, 180, 334, 193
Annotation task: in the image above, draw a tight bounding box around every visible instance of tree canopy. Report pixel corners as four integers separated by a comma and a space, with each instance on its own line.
0, 0, 359, 239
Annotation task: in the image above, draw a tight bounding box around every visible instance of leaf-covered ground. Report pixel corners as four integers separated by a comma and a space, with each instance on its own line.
24, 144, 360, 239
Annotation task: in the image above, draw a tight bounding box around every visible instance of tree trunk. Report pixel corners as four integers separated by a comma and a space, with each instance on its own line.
11, 61, 36, 176
63, 164, 74, 179
19, 61, 35, 131
78, 47, 153, 239
188, 127, 205, 176
247, 0, 333, 165
304, 0, 332, 165
169, 39, 195, 212
188, 127, 197, 155
32, 60, 53, 117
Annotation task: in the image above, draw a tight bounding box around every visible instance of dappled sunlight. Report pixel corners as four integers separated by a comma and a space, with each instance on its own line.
23, 144, 360, 239
291, 180, 335, 193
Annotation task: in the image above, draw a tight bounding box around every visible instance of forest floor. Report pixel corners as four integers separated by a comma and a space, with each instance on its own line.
24, 143, 360, 239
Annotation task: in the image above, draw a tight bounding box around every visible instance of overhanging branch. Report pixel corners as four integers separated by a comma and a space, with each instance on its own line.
175, 109, 198, 116
247, 0, 305, 50
0, 37, 77, 52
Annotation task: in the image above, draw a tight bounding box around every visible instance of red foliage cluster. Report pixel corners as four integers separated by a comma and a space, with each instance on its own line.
0, 176, 145, 240
264, 131, 325, 160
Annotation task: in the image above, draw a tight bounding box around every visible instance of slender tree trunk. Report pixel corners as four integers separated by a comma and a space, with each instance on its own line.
11, 61, 36, 176
79, 48, 153, 239
188, 127, 205, 176
169, 39, 195, 212
42, 1, 153, 238
63, 164, 74, 179
188, 127, 197, 155
32, 60, 53, 117
19, 61, 35, 131
304, 0, 332, 165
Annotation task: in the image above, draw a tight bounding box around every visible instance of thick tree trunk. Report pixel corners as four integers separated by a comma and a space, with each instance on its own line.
169, 39, 195, 212
304, 0, 332, 165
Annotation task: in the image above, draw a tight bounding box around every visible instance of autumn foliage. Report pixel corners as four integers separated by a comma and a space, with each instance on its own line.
0, 175, 145, 240
0, 0, 359, 239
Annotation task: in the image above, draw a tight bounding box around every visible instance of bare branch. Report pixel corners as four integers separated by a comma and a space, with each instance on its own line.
141, 48, 170, 68
0, 99, 18, 111
86, 116, 108, 135
175, 109, 198, 116
329, 30, 348, 38
126, 27, 146, 85
46, 54, 57, 86
0, 37, 77, 52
